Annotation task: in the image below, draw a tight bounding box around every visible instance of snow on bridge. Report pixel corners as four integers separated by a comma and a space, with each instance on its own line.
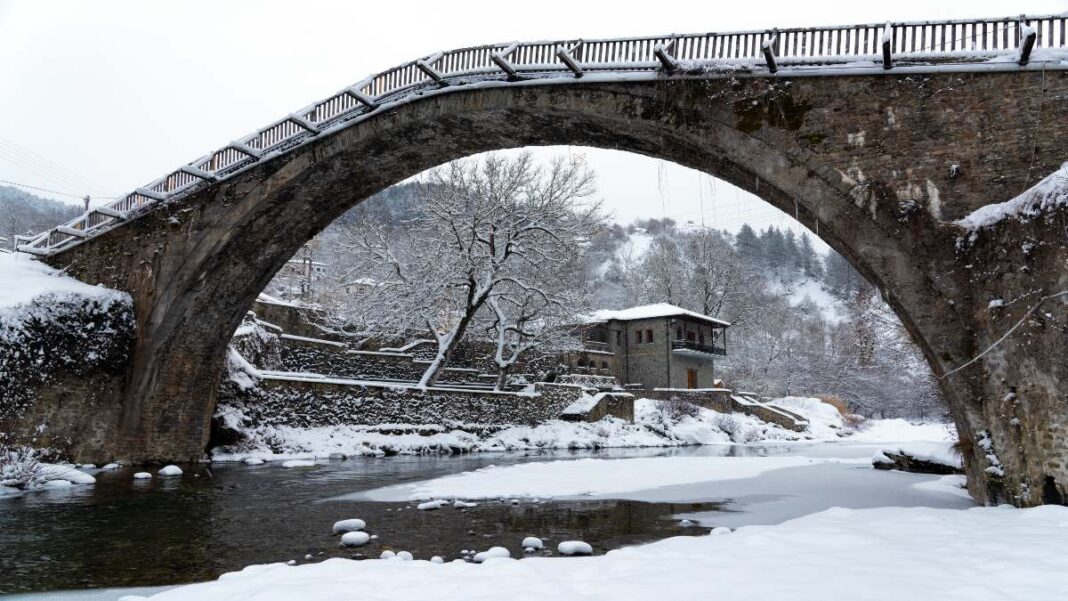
15, 13, 1068, 257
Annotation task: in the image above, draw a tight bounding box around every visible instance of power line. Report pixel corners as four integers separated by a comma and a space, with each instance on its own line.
0, 178, 89, 199
0, 137, 110, 195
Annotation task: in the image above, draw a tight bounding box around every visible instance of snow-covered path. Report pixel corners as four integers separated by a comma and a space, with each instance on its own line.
121, 505, 1068, 601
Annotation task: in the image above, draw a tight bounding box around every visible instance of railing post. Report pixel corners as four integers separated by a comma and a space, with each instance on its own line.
416, 52, 447, 85
654, 40, 678, 72
228, 139, 262, 159
762, 31, 778, 73
881, 22, 893, 69
1017, 19, 1037, 65
287, 113, 319, 135
556, 44, 584, 78
491, 42, 519, 78
344, 80, 379, 110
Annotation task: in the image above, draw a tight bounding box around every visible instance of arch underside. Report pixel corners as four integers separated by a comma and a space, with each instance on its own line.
46, 71, 1068, 505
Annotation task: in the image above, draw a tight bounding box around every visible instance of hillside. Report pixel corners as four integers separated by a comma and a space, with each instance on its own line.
0, 186, 81, 248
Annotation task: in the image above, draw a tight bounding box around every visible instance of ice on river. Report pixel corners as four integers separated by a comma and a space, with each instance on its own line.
353, 455, 867, 502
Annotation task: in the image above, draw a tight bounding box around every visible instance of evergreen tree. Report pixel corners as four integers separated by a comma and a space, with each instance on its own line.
798, 233, 822, 279
783, 230, 800, 274
735, 224, 759, 258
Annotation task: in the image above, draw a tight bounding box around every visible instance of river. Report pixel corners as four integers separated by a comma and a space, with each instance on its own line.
1, 441, 973, 598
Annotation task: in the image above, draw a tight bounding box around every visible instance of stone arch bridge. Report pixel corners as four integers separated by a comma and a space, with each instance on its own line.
11, 15, 1068, 506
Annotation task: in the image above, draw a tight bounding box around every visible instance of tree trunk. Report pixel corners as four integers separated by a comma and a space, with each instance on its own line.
494, 364, 511, 391
419, 300, 484, 387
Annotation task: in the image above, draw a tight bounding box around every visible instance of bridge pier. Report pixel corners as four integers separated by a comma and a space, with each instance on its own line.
7, 70, 1066, 505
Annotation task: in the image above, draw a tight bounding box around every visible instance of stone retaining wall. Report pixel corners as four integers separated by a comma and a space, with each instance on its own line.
0, 294, 134, 460
277, 339, 488, 385
641, 388, 733, 413
561, 392, 635, 423
636, 388, 808, 432
227, 379, 585, 429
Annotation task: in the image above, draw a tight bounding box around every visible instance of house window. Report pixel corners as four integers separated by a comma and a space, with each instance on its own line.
615, 331, 622, 345
635, 330, 643, 344
601, 360, 609, 369
645, 329, 654, 343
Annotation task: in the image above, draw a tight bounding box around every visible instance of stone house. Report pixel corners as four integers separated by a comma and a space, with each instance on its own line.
568, 303, 729, 389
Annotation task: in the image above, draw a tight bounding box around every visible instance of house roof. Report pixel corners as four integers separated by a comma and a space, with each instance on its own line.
581, 303, 730, 327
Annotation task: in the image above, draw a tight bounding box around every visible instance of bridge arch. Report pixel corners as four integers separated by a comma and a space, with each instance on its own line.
35, 68, 1068, 506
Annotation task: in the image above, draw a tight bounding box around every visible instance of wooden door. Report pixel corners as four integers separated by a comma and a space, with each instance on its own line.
687, 369, 698, 389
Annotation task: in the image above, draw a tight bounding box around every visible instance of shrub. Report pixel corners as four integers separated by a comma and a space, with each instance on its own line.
843, 413, 866, 429
817, 395, 850, 416
659, 398, 701, 421
0, 444, 42, 489
713, 413, 742, 438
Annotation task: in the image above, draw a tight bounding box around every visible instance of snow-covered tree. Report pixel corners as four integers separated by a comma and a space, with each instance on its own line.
329, 152, 604, 387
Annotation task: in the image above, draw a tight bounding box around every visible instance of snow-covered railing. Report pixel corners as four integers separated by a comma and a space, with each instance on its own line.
17, 13, 1068, 257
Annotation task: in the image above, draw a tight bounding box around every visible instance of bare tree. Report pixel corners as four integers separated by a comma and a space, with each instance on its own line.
331, 152, 603, 387
682, 228, 761, 324
482, 283, 583, 390
631, 237, 686, 305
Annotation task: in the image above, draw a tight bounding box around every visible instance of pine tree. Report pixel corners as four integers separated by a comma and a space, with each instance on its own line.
783, 229, 800, 275
735, 224, 759, 258
798, 233, 822, 279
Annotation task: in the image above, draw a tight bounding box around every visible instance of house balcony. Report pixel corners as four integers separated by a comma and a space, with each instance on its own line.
581, 341, 613, 355
671, 339, 726, 358
571, 366, 614, 376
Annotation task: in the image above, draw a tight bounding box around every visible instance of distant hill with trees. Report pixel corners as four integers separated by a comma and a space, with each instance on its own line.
0, 186, 81, 248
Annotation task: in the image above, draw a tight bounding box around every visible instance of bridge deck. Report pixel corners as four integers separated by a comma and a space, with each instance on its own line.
15, 13, 1068, 257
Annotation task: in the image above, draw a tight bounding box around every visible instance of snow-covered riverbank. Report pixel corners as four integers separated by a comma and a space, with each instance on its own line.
212, 395, 954, 463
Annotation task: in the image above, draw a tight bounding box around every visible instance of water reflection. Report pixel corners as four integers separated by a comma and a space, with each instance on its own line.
0, 448, 717, 594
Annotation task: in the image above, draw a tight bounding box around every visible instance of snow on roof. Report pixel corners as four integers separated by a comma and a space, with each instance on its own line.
581, 303, 730, 327
956, 162, 1068, 230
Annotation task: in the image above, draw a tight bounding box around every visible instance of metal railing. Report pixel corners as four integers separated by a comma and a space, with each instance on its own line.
671, 339, 727, 357
16, 13, 1067, 257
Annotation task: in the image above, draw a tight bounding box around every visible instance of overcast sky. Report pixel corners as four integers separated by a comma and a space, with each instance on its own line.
1, 0, 1063, 243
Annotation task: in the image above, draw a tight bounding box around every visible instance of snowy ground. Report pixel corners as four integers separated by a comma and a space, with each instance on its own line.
115, 504, 1068, 601
0, 252, 124, 310
847, 418, 955, 443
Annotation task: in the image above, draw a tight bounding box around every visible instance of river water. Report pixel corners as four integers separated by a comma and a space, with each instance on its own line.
0, 442, 973, 598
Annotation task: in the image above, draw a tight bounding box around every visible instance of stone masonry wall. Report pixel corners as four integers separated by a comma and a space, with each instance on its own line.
277, 340, 489, 385
640, 388, 733, 413
0, 295, 134, 461
223, 380, 584, 429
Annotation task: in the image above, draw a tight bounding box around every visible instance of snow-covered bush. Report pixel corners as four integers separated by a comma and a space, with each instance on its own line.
0, 444, 42, 489
658, 398, 701, 421
713, 413, 743, 439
